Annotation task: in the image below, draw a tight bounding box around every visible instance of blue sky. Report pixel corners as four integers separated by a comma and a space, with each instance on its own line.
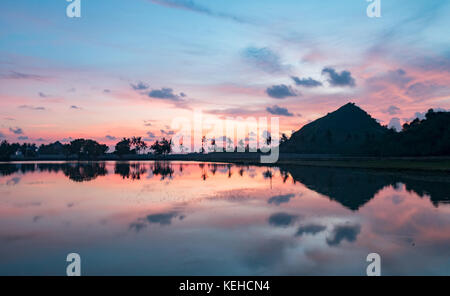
0, 0, 449, 143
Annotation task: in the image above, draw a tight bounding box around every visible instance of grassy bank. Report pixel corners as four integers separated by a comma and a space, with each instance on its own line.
191, 155, 450, 172
4, 153, 450, 172
273, 158, 450, 172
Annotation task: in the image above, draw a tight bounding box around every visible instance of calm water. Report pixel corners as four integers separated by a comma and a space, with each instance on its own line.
1, 161, 450, 275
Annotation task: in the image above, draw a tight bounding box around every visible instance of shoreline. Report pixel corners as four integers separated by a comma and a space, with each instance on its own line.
2, 153, 450, 172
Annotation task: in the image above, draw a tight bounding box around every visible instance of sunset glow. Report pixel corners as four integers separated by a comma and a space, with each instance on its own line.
1, 0, 449, 145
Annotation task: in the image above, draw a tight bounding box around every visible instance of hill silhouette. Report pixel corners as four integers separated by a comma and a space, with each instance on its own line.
1, 102, 449, 161
281, 102, 450, 156
281, 102, 388, 154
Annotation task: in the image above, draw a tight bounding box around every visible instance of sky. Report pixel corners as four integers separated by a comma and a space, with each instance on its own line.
0, 0, 449, 146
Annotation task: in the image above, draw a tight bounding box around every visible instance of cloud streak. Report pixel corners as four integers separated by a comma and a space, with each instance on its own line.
322, 67, 356, 87
9, 127, 24, 135
268, 212, 299, 228
149, 0, 250, 23
291, 76, 322, 87
129, 211, 184, 232
18, 105, 46, 111
148, 88, 183, 101
326, 224, 361, 246
266, 84, 298, 99
382, 105, 401, 115
130, 81, 149, 91
296, 224, 326, 236
266, 105, 293, 117
1, 71, 46, 81
145, 131, 156, 141
242, 47, 285, 73
267, 193, 296, 205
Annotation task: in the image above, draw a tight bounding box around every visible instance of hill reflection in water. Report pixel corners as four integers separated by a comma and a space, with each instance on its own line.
1, 161, 450, 275
1, 161, 448, 210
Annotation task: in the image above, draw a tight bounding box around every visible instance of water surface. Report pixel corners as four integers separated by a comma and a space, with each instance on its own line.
1, 161, 449, 275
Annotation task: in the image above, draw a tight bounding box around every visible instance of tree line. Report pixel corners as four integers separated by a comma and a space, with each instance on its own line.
1, 108, 448, 160
373, 109, 450, 156
0, 136, 173, 161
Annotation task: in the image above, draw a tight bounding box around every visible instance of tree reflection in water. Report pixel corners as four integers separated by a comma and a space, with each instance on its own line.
151, 161, 174, 180
115, 162, 147, 180
1, 162, 449, 210
61, 162, 108, 182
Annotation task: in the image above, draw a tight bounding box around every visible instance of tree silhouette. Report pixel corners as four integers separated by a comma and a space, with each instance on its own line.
266, 133, 272, 146
161, 138, 172, 155
115, 138, 132, 157
210, 138, 216, 152
150, 140, 162, 155
131, 136, 147, 154
0, 141, 16, 160
69, 139, 108, 160
200, 136, 206, 154
280, 133, 289, 144
19, 143, 37, 158
150, 138, 172, 155
38, 141, 65, 155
